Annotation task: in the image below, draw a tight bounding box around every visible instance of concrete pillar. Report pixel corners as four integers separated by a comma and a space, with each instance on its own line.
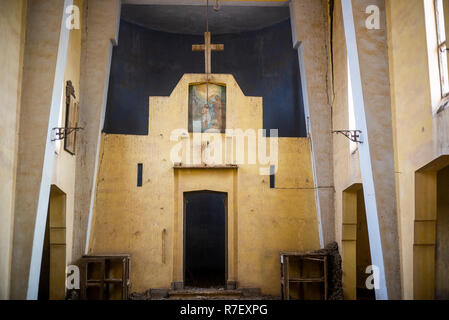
289, 0, 335, 247
10, 0, 72, 299
72, 0, 121, 262
0, 0, 27, 300
341, 0, 401, 299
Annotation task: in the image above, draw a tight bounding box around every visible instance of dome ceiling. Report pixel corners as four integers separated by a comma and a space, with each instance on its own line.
121, 4, 291, 35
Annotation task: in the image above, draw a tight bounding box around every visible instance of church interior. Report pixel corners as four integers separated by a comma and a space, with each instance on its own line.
1, 0, 449, 302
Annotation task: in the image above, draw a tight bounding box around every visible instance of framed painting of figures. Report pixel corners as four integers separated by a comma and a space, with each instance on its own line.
64, 81, 79, 155
188, 83, 226, 133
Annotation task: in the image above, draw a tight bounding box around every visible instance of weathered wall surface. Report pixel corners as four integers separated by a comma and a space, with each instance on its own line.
73, 0, 120, 264
89, 74, 320, 295
351, 0, 401, 300
386, 0, 449, 299
387, 0, 431, 299
10, 0, 69, 299
105, 19, 305, 137
0, 0, 27, 300
51, 0, 83, 281
332, 0, 400, 299
331, 0, 362, 299
290, 0, 335, 247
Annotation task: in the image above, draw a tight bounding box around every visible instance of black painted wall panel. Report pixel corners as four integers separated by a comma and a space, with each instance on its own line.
104, 19, 306, 137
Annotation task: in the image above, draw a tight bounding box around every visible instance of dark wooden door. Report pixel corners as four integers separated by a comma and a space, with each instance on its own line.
184, 191, 226, 288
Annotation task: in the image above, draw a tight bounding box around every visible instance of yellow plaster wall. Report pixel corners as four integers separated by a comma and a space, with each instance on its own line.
73, 0, 121, 263
290, 0, 335, 246
332, 0, 401, 299
1, 0, 82, 300
50, 0, 83, 298
89, 74, 320, 295
341, 184, 360, 300
48, 186, 68, 300
352, 0, 401, 299
386, 0, 449, 299
0, 0, 27, 300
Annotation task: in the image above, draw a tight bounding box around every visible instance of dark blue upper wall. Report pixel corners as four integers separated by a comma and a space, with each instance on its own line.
104, 19, 306, 137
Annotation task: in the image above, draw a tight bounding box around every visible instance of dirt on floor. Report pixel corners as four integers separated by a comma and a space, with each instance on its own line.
129, 242, 344, 301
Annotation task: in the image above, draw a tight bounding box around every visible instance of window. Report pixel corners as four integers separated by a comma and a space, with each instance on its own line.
435, 0, 449, 97
137, 163, 143, 187
270, 165, 275, 189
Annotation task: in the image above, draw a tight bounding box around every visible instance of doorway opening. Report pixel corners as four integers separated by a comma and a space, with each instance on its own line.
413, 156, 449, 299
342, 184, 376, 300
184, 191, 227, 288
436, 165, 449, 299
38, 185, 67, 300
355, 188, 375, 300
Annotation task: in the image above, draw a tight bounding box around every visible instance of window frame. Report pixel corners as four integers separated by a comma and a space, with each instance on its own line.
435, 0, 449, 98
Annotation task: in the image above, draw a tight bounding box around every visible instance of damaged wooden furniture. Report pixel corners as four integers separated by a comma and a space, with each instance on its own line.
80, 254, 130, 300
280, 252, 328, 300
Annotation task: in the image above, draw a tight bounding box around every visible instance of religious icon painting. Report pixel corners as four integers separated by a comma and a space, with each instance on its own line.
188, 83, 226, 133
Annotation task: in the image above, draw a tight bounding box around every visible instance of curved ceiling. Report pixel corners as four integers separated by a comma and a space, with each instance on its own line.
121, 4, 291, 35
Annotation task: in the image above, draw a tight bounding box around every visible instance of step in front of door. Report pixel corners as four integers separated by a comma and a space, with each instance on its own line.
168, 288, 243, 300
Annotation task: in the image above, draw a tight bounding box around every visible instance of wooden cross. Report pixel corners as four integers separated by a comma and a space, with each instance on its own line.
192, 32, 224, 74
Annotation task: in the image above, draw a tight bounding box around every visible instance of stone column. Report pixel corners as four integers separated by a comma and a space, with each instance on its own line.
11, 0, 72, 299
341, 0, 401, 299
0, 0, 27, 300
72, 0, 121, 263
289, 0, 335, 246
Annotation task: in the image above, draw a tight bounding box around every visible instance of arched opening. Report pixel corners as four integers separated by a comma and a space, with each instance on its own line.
342, 184, 375, 300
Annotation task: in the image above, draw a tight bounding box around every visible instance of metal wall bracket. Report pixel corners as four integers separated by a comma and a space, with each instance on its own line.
51, 127, 83, 141
332, 130, 363, 143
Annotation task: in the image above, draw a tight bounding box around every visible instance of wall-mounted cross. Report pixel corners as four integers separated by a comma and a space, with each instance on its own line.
192, 32, 224, 74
